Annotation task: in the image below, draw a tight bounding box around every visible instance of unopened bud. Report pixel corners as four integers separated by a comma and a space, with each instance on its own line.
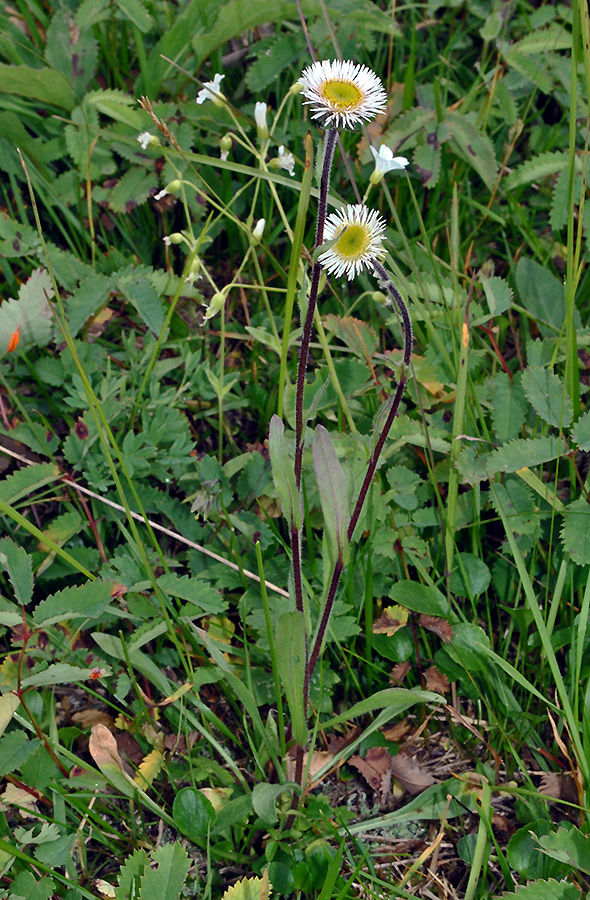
251, 218, 265, 245
290, 82, 304, 95
165, 180, 182, 194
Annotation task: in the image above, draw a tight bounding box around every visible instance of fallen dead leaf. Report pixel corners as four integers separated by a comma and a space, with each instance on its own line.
286, 750, 334, 786
425, 666, 450, 694
382, 720, 412, 743
538, 772, 578, 803
349, 746, 392, 798
373, 605, 409, 636
389, 661, 411, 685
419, 615, 453, 643
390, 753, 436, 795
72, 709, 115, 729
0, 783, 38, 817
491, 813, 515, 837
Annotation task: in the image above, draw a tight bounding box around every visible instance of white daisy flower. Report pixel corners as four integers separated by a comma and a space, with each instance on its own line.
298, 59, 387, 130
276, 145, 295, 176
370, 145, 409, 184
196, 73, 225, 106
318, 204, 387, 280
254, 101, 269, 139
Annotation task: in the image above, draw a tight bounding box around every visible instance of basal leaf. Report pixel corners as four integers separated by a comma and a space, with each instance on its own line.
0, 731, 39, 776
491, 372, 527, 443
511, 24, 572, 55
413, 133, 441, 188
21, 664, 111, 688
85, 88, 144, 128
499, 878, 581, 900
492, 435, 565, 473
0, 268, 54, 357
114, 0, 153, 33
572, 409, 590, 450
252, 782, 293, 825
561, 496, 590, 565
491, 478, 537, 535
115, 849, 151, 900
173, 787, 216, 842
140, 843, 191, 900
533, 825, 590, 874
33, 580, 115, 626
446, 111, 498, 189
388, 581, 449, 617
449, 552, 491, 598
0, 64, 75, 110
115, 267, 166, 336
107, 166, 155, 214
275, 610, 307, 746
522, 366, 572, 428
504, 150, 567, 191
0, 537, 33, 606
480, 275, 513, 316
45, 8, 98, 98
157, 573, 225, 615
9, 871, 55, 900
268, 415, 301, 529
501, 46, 553, 93
313, 425, 350, 566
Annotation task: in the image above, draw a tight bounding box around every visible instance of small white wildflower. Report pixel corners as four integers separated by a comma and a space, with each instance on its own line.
251, 218, 265, 245
154, 188, 169, 201
254, 102, 269, 140
276, 145, 295, 176
163, 233, 184, 247
196, 73, 225, 106
298, 59, 387, 130
201, 291, 226, 324
137, 132, 158, 150
370, 145, 409, 184
318, 204, 387, 280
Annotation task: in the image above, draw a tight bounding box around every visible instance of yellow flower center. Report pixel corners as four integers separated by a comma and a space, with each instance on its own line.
321, 79, 362, 110
335, 224, 370, 258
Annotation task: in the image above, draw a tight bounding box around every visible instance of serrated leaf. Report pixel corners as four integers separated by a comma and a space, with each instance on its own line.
561, 496, 590, 565
114, 0, 153, 32
572, 409, 590, 450
522, 366, 572, 427
107, 167, 155, 214
268, 415, 301, 529
45, 8, 98, 97
491, 478, 537, 534
115, 268, 166, 335
157, 573, 225, 615
0, 268, 54, 357
13, 822, 61, 846
446, 111, 498, 189
275, 610, 307, 746
85, 89, 144, 128
0, 731, 39, 776
313, 425, 350, 566
512, 24, 573, 55
501, 45, 553, 93
413, 134, 441, 188
133, 749, 164, 790
115, 849, 151, 900
493, 436, 565, 473
322, 315, 378, 360
492, 372, 527, 443
9, 871, 55, 900
380, 107, 436, 156
222, 876, 272, 900
481, 275, 513, 316
0, 537, 33, 605
533, 825, 590, 874
504, 150, 567, 191
245, 31, 306, 92
498, 877, 581, 900
33, 580, 114, 626
140, 843, 191, 900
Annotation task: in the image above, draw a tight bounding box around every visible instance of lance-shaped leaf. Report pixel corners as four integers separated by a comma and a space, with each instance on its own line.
313, 425, 350, 566
0, 537, 33, 606
268, 415, 301, 529
275, 610, 307, 746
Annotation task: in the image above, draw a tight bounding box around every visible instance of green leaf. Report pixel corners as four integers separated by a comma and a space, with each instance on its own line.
0, 537, 33, 605
480, 275, 513, 316
252, 782, 293, 825
501, 45, 553, 93
0, 732, 39, 775
0, 64, 75, 110
33, 581, 115, 626
0, 268, 54, 357
533, 825, 590, 874
34, 834, 77, 867
157, 573, 225, 615
9, 872, 55, 900
413, 132, 441, 188
173, 787, 215, 842
511, 24, 572, 55
572, 410, 590, 450
140, 843, 191, 900
245, 31, 307, 92
446, 623, 490, 672
492, 372, 527, 443
107, 166, 155, 214
446, 111, 498, 189
115, 849, 150, 900
522, 366, 572, 428
45, 8, 98, 97
268, 415, 301, 529
499, 879, 581, 900
323, 688, 442, 730
515, 257, 569, 336
114, 0, 153, 32
449, 552, 491, 598
492, 436, 565, 473
504, 150, 567, 191
561, 496, 590, 565
115, 268, 166, 336
66, 273, 113, 336
85, 88, 144, 128
275, 610, 307, 746
21, 664, 109, 688
491, 478, 538, 535
313, 425, 350, 566
388, 580, 449, 617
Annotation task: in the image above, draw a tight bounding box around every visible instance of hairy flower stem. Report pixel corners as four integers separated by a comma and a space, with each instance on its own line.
307, 265, 413, 682
294, 127, 338, 488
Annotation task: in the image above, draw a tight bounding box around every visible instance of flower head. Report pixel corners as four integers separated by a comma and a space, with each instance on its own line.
318, 204, 387, 280
298, 60, 387, 129
370, 145, 409, 184
196, 73, 225, 106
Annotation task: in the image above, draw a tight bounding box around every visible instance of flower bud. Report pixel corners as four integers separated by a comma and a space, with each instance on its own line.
251, 218, 265, 245
165, 180, 182, 194
254, 102, 269, 140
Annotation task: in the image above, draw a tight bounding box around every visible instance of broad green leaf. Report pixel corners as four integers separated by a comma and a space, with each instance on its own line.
115, 849, 151, 900
222, 877, 270, 900
115, 0, 153, 32
34, 834, 76, 867
515, 257, 569, 336
522, 366, 572, 428
492, 372, 527, 443
0, 731, 39, 775
446, 111, 498, 189
33, 580, 115, 626
173, 787, 215, 842
511, 24, 572, 55
157, 573, 225, 615
480, 275, 513, 316
449, 552, 491, 597
323, 688, 442, 730
268, 415, 301, 529
0, 64, 75, 110
413, 132, 441, 188
252, 782, 294, 825
9, 871, 55, 900
533, 826, 590, 874
572, 409, 590, 450
322, 315, 378, 360
447, 623, 490, 672
346, 778, 465, 835
275, 610, 307, 746
499, 880, 581, 900
115, 268, 166, 336
140, 842, 191, 900
85, 89, 145, 129
107, 167, 155, 214
491, 478, 537, 535
313, 425, 350, 566
21, 664, 110, 688
0, 537, 33, 605
501, 46, 553, 93
561, 496, 590, 565
66, 273, 113, 336
45, 8, 98, 98
492, 435, 565, 473
0, 268, 54, 357
388, 580, 449, 617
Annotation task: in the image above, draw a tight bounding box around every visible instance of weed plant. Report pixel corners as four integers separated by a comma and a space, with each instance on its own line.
0, 1, 590, 899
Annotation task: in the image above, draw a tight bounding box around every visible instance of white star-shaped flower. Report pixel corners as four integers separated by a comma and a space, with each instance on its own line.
137, 132, 154, 150
276, 146, 295, 176
370, 145, 409, 184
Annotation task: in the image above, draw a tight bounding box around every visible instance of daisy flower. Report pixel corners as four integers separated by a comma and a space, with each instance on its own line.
298, 60, 387, 130
370, 145, 409, 184
196, 73, 225, 106
318, 204, 387, 280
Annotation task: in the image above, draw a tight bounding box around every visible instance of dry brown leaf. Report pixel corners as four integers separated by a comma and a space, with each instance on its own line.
373, 605, 408, 636
390, 754, 435, 795
389, 661, 411, 685
538, 772, 578, 803
88, 724, 124, 772
419, 615, 453, 643
382, 720, 411, 743
72, 709, 115, 729
0, 783, 38, 817
286, 750, 334, 786
115, 733, 143, 767
425, 666, 450, 694
349, 746, 392, 795
491, 813, 514, 837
